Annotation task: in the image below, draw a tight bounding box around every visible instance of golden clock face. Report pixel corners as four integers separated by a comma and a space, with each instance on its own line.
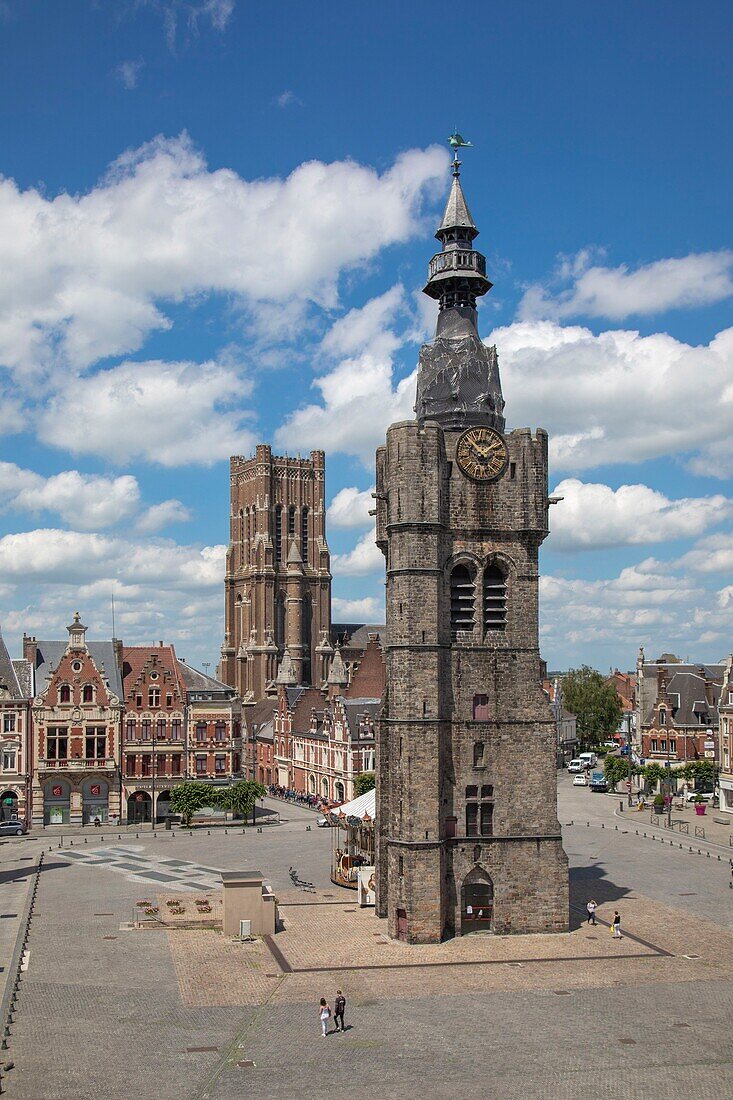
456, 427, 508, 482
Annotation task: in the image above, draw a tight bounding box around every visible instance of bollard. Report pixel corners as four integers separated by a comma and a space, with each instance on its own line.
615, 825, 618, 831
601, 823, 605, 829
619, 801, 623, 812
706, 852, 710, 858
84, 837, 88, 844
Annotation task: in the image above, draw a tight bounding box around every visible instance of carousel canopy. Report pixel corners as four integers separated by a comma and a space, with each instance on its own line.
330, 788, 375, 823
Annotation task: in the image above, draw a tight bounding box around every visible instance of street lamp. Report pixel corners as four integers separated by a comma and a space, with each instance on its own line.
625, 711, 634, 807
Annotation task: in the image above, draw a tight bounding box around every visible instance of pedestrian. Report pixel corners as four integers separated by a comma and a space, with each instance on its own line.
334, 989, 346, 1032
586, 899, 597, 926
612, 910, 622, 938
318, 997, 331, 1037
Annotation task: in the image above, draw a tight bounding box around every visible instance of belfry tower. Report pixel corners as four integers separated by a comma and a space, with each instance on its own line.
375, 150, 568, 942
220, 445, 332, 700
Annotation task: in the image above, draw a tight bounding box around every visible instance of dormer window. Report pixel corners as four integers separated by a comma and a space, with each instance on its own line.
59, 684, 71, 703
82, 684, 94, 703
659, 709, 666, 726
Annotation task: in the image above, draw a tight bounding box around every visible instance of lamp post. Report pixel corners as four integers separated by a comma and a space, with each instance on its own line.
151, 719, 156, 830
625, 711, 634, 807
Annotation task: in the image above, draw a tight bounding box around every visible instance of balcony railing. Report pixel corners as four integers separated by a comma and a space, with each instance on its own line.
38, 758, 117, 770
428, 250, 486, 279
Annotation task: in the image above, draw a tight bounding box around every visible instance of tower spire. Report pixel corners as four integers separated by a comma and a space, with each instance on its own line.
415, 133, 505, 432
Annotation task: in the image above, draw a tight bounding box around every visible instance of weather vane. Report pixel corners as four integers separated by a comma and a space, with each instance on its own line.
448, 130, 473, 176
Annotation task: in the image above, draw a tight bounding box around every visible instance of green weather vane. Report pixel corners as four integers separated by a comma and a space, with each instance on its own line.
448, 130, 473, 174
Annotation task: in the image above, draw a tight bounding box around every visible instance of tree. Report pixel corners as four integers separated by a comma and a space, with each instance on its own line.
640, 763, 667, 792
604, 755, 632, 791
354, 772, 375, 797
561, 666, 623, 748
218, 780, 266, 820
680, 759, 717, 788
169, 782, 212, 826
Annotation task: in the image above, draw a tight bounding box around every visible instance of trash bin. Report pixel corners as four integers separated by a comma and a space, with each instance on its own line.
165, 817, 172, 831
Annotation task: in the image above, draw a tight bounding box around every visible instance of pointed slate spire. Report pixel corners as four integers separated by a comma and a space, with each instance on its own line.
276, 649, 297, 684
437, 167, 478, 240
327, 644, 348, 687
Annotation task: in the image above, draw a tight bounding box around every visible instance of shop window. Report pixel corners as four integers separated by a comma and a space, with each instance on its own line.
483, 564, 507, 631
450, 564, 475, 633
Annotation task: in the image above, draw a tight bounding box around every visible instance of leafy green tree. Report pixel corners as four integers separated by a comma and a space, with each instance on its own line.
604, 755, 632, 791
217, 780, 266, 820
641, 763, 667, 792
561, 666, 623, 748
169, 782, 212, 826
683, 759, 717, 788
354, 772, 375, 797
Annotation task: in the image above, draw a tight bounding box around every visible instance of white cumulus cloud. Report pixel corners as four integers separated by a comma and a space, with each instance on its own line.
332, 527, 383, 576
135, 498, 192, 533
327, 486, 375, 528
549, 479, 732, 551
519, 249, 733, 321
38, 357, 255, 466
332, 596, 384, 622
0, 463, 142, 530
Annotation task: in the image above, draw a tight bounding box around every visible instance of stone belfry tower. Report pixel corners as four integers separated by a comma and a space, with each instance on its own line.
220, 445, 332, 700
375, 148, 568, 943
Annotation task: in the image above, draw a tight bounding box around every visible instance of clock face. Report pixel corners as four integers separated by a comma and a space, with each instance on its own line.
456, 427, 508, 482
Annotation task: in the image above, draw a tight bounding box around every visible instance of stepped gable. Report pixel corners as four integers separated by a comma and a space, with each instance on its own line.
345, 634, 385, 699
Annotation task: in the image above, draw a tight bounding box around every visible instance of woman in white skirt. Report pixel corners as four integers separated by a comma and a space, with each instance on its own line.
319, 997, 331, 1037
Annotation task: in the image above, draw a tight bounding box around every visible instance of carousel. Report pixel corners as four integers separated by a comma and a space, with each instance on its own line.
328, 788, 376, 906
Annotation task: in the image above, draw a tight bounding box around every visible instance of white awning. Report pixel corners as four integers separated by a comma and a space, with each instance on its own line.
330, 788, 375, 822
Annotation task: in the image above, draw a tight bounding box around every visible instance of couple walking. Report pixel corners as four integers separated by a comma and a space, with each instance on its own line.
318, 990, 347, 1036
586, 899, 622, 937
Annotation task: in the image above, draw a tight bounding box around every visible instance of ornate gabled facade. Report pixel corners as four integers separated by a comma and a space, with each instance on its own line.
25, 614, 124, 826
0, 629, 31, 824
220, 445, 332, 700
637, 650, 723, 765
718, 655, 733, 814
121, 644, 187, 823
375, 152, 568, 942
177, 660, 242, 790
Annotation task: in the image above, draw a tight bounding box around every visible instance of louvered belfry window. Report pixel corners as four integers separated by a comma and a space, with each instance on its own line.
483, 564, 507, 631
450, 564, 475, 634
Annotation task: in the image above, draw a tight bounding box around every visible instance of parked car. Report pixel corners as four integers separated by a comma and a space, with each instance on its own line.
603, 741, 620, 751
590, 771, 609, 792
316, 815, 331, 827
572, 774, 588, 787
684, 789, 714, 804
578, 752, 597, 769
567, 760, 584, 773
0, 819, 27, 836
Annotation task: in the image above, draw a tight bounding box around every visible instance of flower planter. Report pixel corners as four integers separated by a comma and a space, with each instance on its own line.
694, 804, 706, 816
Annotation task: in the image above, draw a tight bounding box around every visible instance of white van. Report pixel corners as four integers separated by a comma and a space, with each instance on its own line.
567, 759, 584, 773
578, 752, 597, 769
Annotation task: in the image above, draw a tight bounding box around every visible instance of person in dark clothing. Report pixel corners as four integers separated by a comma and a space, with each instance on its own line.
334, 989, 346, 1032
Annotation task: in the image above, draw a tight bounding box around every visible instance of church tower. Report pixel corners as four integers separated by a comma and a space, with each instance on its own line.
220, 445, 332, 700
375, 151, 568, 943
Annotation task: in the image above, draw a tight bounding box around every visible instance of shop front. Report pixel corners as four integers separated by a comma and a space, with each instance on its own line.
0, 789, 19, 822
44, 779, 71, 825
82, 778, 109, 824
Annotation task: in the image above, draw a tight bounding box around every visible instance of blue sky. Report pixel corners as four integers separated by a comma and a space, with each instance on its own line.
0, 0, 731, 672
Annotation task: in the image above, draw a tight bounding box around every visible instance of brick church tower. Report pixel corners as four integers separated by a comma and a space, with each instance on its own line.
375, 151, 568, 943
220, 445, 332, 700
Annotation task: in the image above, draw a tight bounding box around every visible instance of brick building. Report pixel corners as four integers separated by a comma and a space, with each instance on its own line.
0, 629, 32, 824
121, 644, 188, 823
718, 654, 733, 814
248, 635, 383, 803
178, 661, 242, 789
25, 614, 124, 826
637, 651, 723, 765
220, 445, 333, 699
375, 154, 568, 942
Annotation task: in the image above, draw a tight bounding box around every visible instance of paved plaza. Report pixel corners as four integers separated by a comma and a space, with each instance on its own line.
1, 789, 733, 1099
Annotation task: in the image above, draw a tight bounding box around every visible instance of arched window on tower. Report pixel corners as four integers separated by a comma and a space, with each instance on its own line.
288, 505, 296, 541
483, 564, 507, 632
275, 593, 285, 649
301, 507, 309, 563
239, 509, 245, 567
450, 564, 475, 634
274, 505, 283, 565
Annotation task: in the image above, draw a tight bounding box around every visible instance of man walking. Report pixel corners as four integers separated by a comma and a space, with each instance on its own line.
334, 989, 346, 1032
612, 911, 622, 938
586, 899, 597, 926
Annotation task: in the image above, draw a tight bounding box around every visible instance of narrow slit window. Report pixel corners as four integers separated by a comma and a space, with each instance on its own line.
301, 507, 309, 562
483, 564, 507, 632
274, 505, 283, 565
